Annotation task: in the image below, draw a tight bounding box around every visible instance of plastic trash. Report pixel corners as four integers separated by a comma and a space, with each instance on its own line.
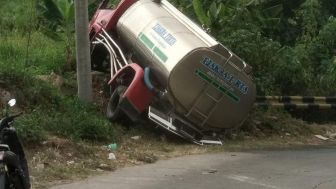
107, 143, 117, 151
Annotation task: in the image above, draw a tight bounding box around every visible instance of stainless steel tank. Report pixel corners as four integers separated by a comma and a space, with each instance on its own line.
116, 0, 256, 130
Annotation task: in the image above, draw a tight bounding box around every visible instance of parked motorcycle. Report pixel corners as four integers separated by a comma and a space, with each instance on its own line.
0, 99, 30, 189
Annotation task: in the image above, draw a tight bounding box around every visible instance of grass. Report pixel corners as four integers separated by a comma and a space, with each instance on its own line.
0, 30, 118, 144
28, 139, 117, 189
0, 32, 66, 74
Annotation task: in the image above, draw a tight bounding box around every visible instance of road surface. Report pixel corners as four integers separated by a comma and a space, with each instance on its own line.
50, 146, 336, 189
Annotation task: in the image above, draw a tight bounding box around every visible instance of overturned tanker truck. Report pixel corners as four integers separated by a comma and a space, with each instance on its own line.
89, 0, 257, 145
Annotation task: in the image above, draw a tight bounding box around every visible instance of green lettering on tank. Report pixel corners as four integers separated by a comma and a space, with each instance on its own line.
138, 32, 168, 63
153, 47, 168, 63
195, 69, 240, 103
195, 69, 212, 83
139, 32, 154, 49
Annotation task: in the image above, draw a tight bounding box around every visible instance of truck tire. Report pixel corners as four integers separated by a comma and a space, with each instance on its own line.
106, 86, 127, 121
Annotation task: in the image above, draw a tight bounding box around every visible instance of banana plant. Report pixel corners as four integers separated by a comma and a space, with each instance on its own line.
38, 0, 75, 70
246, 0, 283, 30
192, 0, 234, 28
192, 0, 211, 27
192, 0, 284, 34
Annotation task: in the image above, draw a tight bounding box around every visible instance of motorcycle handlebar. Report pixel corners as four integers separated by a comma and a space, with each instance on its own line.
10, 112, 23, 119
0, 112, 23, 129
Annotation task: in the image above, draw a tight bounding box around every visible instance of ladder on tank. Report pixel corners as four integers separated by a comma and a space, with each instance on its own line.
184, 45, 247, 129
184, 46, 234, 127
185, 84, 224, 127
148, 83, 225, 145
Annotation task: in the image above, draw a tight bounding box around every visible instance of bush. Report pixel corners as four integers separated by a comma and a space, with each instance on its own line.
15, 111, 48, 143
44, 98, 116, 141
14, 98, 116, 143
23, 98, 116, 142
0, 65, 116, 143
0, 67, 61, 108
241, 108, 313, 137
270, 47, 311, 95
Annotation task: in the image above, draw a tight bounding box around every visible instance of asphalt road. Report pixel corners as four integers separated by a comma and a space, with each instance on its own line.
50, 146, 336, 189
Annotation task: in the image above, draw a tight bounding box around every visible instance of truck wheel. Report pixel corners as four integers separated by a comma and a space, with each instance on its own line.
106, 86, 127, 121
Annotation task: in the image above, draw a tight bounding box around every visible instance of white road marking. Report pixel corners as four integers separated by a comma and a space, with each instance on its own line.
226, 174, 284, 189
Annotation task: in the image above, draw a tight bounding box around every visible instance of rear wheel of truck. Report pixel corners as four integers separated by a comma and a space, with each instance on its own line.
106, 86, 127, 122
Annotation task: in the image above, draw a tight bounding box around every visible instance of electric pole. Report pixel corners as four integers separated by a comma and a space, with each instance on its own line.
75, 0, 92, 102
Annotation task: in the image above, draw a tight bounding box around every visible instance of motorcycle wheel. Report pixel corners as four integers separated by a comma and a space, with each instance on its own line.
0, 172, 6, 189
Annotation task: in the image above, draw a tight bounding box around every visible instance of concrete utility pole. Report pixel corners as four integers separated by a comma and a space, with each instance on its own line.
75, 0, 92, 102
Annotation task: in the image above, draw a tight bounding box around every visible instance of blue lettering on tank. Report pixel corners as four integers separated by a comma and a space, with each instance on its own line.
152, 23, 177, 46
201, 57, 249, 94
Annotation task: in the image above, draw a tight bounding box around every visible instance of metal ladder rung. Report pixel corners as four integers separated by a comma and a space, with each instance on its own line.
186, 85, 217, 116
193, 108, 208, 119
205, 92, 221, 102
186, 85, 224, 126
200, 94, 224, 126
185, 85, 210, 117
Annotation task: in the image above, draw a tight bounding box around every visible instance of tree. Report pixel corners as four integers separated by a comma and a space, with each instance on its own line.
74, 0, 92, 102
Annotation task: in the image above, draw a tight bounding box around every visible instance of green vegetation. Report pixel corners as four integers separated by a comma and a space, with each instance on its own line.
0, 0, 335, 144
2, 1, 335, 188
38, 0, 76, 70
0, 35, 116, 142
172, 0, 336, 96
0, 0, 116, 143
